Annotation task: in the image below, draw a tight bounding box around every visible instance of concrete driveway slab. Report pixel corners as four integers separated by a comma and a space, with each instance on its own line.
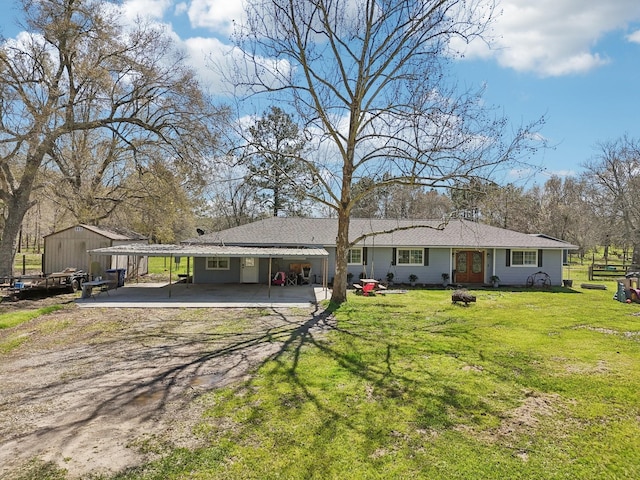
76, 283, 330, 308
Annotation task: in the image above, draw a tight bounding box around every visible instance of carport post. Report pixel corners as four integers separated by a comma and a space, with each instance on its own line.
168, 254, 173, 298
323, 257, 328, 299
268, 257, 272, 298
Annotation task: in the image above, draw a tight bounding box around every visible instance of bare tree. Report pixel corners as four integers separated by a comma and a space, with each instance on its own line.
583, 135, 640, 267
110, 159, 200, 243
0, 0, 222, 276
352, 177, 453, 220
201, 162, 267, 230
230, 0, 545, 303
537, 176, 591, 242
477, 183, 535, 232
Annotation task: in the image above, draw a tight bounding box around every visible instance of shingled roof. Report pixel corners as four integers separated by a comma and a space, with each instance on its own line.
186, 218, 576, 250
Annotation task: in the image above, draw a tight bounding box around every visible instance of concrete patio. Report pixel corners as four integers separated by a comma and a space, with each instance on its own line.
76, 282, 330, 308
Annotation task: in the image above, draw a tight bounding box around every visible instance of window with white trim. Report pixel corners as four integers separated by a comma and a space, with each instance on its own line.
511, 250, 537, 266
347, 248, 362, 265
206, 257, 230, 270
397, 248, 423, 265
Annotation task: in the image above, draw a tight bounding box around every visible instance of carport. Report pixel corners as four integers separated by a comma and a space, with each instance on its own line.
86, 243, 330, 301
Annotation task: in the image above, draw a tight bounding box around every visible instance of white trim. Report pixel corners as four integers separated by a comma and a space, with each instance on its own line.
492, 248, 496, 282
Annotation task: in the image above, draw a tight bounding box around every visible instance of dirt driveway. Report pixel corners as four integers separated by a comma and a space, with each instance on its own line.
0, 293, 333, 478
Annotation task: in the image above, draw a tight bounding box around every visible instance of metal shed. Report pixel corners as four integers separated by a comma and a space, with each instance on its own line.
43, 224, 149, 278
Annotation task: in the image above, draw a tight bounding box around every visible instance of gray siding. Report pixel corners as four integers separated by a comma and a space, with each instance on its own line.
193, 257, 241, 283
191, 245, 567, 287
492, 249, 563, 286
342, 247, 453, 285
193, 257, 327, 285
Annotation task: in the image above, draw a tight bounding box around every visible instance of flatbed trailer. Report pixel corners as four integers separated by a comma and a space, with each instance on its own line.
3, 269, 89, 299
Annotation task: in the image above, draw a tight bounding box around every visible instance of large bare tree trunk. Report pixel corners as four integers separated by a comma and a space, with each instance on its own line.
0, 176, 36, 277
0, 143, 45, 277
332, 209, 351, 304
0, 206, 25, 277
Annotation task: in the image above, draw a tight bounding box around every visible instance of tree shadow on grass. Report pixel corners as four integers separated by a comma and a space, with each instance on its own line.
181, 303, 521, 475
0, 306, 331, 475
1, 300, 533, 478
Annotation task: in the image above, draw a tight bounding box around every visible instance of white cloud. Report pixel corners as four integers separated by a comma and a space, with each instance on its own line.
508, 167, 536, 180
182, 36, 233, 92
628, 30, 640, 44
121, 0, 173, 21
186, 0, 246, 35
180, 35, 293, 97
453, 0, 640, 76
174, 2, 188, 16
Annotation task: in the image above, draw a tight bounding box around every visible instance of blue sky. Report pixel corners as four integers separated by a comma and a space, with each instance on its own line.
2, 0, 639, 188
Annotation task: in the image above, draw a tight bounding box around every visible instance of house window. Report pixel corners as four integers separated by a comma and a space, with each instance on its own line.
397, 248, 423, 265
347, 248, 362, 265
206, 257, 230, 270
511, 250, 537, 266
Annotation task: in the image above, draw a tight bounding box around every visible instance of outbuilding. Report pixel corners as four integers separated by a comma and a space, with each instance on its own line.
43, 224, 149, 278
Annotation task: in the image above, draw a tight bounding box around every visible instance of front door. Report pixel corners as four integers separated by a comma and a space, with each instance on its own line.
455, 251, 484, 283
241, 257, 259, 283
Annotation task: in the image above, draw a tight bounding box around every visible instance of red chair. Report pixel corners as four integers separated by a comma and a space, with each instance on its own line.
362, 282, 376, 296
272, 271, 286, 286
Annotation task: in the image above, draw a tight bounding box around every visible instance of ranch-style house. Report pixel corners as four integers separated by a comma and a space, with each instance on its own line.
88, 217, 575, 288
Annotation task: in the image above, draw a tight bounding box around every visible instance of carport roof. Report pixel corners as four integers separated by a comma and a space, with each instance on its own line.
87, 243, 329, 258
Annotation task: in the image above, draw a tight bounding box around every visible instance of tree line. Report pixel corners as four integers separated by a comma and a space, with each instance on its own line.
2, 0, 638, 304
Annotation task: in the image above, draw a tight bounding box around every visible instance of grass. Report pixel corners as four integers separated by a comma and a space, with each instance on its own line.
4, 256, 638, 478
99, 284, 640, 480
10, 252, 43, 276
0, 305, 63, 330
0, 305, 66, 354
147, 256, 190, 276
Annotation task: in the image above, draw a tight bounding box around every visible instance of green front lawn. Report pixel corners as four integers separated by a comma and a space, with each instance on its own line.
109, 285, 639, 479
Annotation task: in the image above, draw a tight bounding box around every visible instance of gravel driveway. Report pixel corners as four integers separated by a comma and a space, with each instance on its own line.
0, 293, 332, 478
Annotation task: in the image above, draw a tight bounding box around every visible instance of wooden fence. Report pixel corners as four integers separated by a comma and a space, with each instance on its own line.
588, 264, 630, 281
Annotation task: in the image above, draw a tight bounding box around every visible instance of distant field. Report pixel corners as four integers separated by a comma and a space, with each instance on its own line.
11, 252, 42, 275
